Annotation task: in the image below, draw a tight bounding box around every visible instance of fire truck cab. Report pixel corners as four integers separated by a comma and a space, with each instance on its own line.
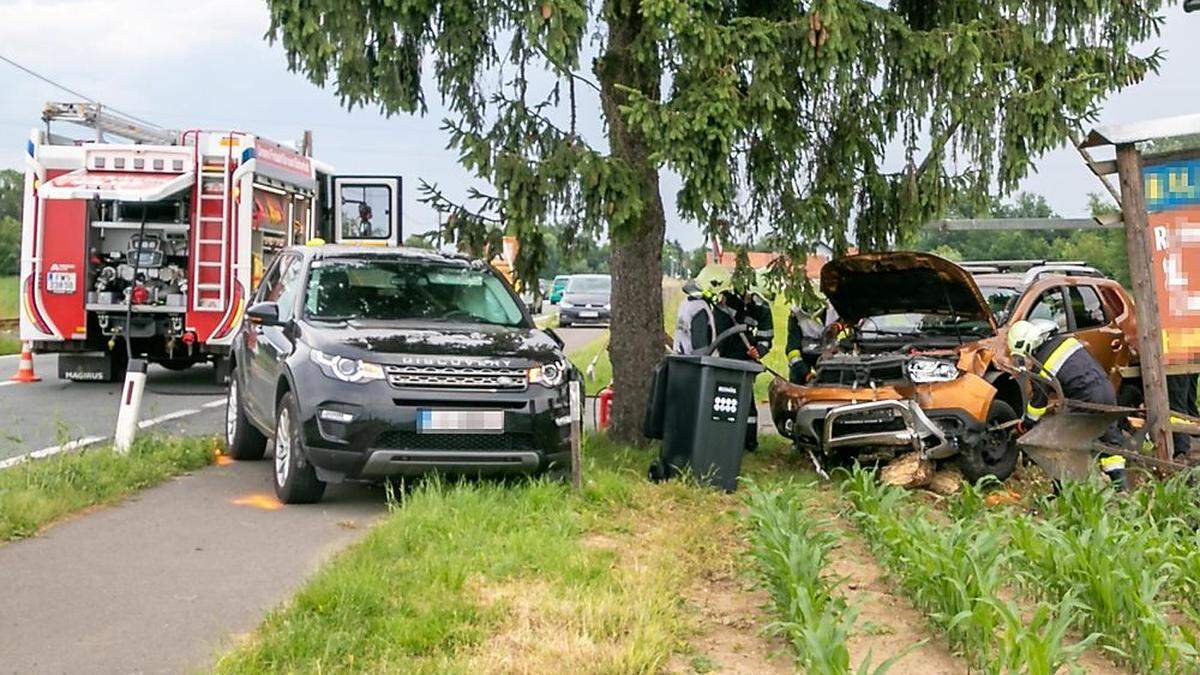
19, 102, 402, 382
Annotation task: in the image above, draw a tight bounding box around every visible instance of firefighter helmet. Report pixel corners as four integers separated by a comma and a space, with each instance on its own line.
1007, 319, 1059, 357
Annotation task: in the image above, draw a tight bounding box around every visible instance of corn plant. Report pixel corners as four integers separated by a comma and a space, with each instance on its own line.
1001, 480, 1199, 673
744, 480, 905, 674
839, 466, 1093, 674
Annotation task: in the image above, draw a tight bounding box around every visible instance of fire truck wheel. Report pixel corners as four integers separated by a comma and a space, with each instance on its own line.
225, 369, 267, 460
958, 399, 1019, 484
273, 392, 326, 504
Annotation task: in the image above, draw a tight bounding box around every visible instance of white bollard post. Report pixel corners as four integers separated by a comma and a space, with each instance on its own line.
569, 379, 582, 490
114, 359, 147, 454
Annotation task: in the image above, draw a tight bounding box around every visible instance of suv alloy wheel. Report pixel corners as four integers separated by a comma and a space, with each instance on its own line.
272, 392, 326, 504
225, 368, 267, 460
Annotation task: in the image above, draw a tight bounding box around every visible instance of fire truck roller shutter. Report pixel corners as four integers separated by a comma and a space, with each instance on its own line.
38, 170, 195, 202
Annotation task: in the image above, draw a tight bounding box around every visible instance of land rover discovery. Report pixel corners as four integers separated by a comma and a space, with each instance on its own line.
225, 246, 578, 503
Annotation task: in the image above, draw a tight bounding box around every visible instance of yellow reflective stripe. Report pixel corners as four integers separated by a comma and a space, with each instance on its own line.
786, 349, 801, 362
1026, 403, 1048, 421
1099, 455, 1126, 471
1039, 337, 1083, 379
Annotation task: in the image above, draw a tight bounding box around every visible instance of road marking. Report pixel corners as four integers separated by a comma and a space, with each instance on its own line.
0, 398, 226, 471
0, 380, 19, 387
0, 435, 107, 470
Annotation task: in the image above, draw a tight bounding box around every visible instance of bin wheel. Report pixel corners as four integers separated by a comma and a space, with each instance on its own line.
648, 460, 665, 482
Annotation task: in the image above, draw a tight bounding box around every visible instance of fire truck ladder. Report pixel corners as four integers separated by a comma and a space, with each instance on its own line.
193, 145, 233, 311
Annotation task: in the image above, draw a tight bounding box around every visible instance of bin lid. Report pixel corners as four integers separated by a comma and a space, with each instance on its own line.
666, 354, 765, 373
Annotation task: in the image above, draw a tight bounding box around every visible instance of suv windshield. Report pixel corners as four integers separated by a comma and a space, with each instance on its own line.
977, 285, 1019, 325
304, 258, 525, 326
567, 276, 611, 293
859, 312, 992, 338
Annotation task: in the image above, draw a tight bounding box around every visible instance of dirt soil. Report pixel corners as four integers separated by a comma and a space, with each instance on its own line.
670, 568, 792, 674
825, 520, 966, 673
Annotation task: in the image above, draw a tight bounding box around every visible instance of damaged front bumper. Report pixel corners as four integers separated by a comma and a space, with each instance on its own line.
795, 399, 955, 460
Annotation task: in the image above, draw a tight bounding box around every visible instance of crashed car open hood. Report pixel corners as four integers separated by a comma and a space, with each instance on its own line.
821, 252, 996, 328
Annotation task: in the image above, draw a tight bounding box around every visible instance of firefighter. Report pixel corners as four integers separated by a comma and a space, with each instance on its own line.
672, 276, 721, 355
711, 280, 773, 451
1167, 374, 1197, 458
785, 286, 828, 384
1008, 319, 1128, 490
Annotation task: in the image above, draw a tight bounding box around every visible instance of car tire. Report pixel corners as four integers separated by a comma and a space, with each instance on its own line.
273, 391, 326, 504
958, 399, 1020, 484
225, 369, 267, 460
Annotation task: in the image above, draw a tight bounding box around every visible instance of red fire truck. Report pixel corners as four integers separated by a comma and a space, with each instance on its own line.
19, 102, 402, 382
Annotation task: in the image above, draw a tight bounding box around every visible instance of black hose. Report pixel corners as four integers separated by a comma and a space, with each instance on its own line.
123, 208, 149, 362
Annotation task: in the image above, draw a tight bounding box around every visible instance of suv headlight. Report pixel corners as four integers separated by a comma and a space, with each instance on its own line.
907, 358, 959, 383
310, 348, 386, 384
527, 359, 568, 387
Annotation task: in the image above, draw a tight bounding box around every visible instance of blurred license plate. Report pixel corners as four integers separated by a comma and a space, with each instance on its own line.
580, 311, 599, 318
418, 410, 504, 433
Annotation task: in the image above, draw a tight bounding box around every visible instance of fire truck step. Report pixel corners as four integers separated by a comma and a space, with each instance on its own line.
199, 216, 224, 222
200, 194, 225, 200
198, 262, 223, 267
196, 283, 224, 290
197, 239, 223, 245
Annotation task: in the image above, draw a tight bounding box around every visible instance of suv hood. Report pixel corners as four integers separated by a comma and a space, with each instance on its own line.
300, 322, 562, 363
821, 252, 996, 328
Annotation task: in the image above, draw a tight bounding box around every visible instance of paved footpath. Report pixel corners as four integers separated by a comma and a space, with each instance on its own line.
0, 458, 386, 673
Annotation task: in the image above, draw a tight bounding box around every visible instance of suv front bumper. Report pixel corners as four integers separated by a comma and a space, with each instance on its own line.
294, 375, 575, 482
794, 399, 958, 460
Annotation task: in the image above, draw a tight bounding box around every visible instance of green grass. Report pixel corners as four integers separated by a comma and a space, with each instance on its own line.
0, 435, 218, 541
0, 275, 16, 319
0, 275, 17, 355
217, 435, 801, 673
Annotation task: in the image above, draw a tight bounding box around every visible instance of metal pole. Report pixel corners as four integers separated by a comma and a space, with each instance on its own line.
569, 379, 583, 490
1115, 143, 1174, 461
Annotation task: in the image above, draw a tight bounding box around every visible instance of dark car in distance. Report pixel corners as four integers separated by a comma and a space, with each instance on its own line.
558, 274, 611, 327
225, 246, 579, 503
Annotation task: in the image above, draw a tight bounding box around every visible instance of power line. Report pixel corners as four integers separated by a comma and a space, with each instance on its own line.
0, 53, 164, 130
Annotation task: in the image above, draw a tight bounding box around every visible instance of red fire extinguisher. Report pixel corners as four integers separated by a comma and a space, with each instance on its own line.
598, 385, 614, 430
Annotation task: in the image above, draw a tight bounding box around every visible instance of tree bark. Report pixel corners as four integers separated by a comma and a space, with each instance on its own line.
596, 0, 666, 444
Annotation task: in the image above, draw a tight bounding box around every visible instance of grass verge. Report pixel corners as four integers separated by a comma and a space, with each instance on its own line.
217, 435, 798, 673
0, 435, 219, 541
0, 275, 16, 319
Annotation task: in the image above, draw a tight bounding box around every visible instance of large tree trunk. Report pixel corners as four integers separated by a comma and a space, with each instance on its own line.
596, 0, 666, 444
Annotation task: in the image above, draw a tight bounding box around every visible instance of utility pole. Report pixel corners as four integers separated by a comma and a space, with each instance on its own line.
1115, 144, 1174, 460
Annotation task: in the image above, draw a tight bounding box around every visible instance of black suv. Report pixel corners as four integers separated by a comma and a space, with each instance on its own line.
225, 246, 578, 503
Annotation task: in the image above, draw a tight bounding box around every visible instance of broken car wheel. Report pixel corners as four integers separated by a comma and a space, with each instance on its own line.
958, 399, 1020, 484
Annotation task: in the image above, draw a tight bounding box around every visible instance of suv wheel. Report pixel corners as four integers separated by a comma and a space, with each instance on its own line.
273, 392, 326, 504
225, 370, 267, 460
958, 399, 1020, 484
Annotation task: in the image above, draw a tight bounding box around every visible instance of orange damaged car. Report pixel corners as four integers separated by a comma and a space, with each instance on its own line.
767, 252, 1139, 482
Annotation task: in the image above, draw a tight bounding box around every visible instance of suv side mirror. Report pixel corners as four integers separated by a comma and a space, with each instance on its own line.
247, 301, 284, 327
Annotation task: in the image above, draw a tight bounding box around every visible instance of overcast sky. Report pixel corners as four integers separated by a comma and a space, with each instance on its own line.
1, 1, 1197, 248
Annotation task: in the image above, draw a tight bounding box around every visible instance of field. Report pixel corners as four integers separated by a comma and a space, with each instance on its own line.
0, 275, 17, 355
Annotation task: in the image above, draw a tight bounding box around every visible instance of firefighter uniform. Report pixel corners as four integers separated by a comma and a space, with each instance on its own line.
785, 307, 823, 383
673, 281, 717, 355
711, 290, 773, 450
1025, 333, 1127, 488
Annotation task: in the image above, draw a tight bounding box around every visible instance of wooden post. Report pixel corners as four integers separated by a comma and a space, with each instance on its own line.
569, 379, 583, 489
1115, 143, 1174, 461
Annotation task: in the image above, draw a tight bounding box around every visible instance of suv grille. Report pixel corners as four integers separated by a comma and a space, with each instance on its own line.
383, 364, 528, 391
813, 355, 909, 387
374, 431, 533, 452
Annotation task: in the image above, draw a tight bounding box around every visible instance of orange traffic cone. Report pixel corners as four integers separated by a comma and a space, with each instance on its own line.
9, 342, 41, 383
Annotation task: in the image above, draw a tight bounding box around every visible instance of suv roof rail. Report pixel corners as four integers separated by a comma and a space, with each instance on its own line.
959, 259, 1088, 273
1022, 264, 1106, 284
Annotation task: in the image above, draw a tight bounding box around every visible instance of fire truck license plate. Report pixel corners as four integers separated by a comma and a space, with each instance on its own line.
47, 271, 77, 294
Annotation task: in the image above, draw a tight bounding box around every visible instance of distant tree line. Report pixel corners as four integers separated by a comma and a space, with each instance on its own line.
0, 169, 21, 276
913, 191, 1129, 286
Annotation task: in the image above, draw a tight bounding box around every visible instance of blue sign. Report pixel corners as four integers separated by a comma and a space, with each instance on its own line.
1145, 157, 1200, 211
